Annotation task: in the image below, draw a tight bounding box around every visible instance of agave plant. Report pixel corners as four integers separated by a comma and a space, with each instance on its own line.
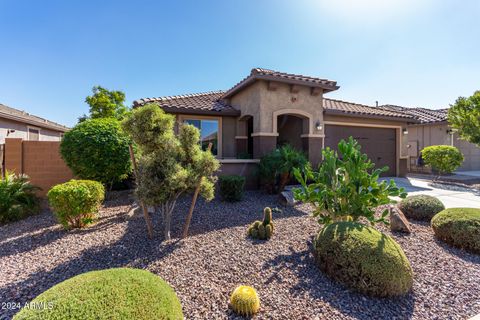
0, 171, 40, 224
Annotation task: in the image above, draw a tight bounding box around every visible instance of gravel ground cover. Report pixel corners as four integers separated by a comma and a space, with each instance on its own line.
0, 191, 479, 319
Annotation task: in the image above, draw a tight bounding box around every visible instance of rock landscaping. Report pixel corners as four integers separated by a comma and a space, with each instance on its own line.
1, 191, 479, 319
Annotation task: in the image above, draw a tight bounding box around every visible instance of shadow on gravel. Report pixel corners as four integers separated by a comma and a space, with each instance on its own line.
166, 191, 308, 238
262, 244, 415, 320
0, 209, 181, 320
432, 238, 480, 265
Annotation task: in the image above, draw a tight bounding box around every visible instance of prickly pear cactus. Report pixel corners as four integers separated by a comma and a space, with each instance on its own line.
230, 285, 260, 316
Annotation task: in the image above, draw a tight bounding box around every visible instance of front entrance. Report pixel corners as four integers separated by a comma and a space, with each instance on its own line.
325, 125, 397, 176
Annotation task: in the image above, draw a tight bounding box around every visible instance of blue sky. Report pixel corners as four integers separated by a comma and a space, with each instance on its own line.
1, 0, 479, 127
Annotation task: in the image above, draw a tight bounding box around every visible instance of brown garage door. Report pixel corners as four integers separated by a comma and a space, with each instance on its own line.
324, 125, 396, 176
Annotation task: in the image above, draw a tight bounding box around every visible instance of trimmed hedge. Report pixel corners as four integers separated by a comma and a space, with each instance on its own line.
218, 175, 245, 202
398, 195, 445, 221
60, 118, 132, 185
421, 145, 464, 175
47, 180, 105, 229
314, 222, 413, 297
431, 208, 480, 253
13, 268, 183, 320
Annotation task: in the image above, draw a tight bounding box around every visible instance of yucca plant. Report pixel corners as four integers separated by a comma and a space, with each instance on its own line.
0, 171, 40, 224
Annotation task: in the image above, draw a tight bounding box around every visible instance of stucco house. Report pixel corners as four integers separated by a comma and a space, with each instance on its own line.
0, 103, 68, 143
133, 68, 425, 186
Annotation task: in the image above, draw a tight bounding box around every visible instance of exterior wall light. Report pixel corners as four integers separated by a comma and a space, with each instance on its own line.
315, 121, 323, 131
402, 128, 409, 135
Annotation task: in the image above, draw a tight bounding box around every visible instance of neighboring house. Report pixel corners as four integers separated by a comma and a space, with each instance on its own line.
380, 105, 480, 171
134, 68, 419, 185
0, 103, 69, 144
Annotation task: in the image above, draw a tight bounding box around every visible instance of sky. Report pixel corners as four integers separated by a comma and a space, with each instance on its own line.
1, 0, 479, 127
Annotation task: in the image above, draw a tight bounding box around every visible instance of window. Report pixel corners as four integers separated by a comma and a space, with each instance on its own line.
28, 128, 40, 141
184, 119, 219, 156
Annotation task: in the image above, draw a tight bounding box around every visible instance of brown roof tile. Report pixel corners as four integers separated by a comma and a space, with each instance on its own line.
133, 91, 240, 116
0, 103, 69, 131
323, 98, 414, 120
221, 68, 339, 98
379, 105, 448, 123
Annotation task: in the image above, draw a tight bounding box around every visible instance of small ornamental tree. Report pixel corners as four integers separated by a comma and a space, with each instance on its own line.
79, 86, 129, 122
122, 104, 220, 240
293, 137, 407, 226
60, 118, 132, 186
448, 90, 480, 146
421, 145, 464, 175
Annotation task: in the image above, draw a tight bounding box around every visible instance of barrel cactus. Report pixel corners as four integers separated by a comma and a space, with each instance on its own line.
230, 285, 260, 316
247, 207, 274, 240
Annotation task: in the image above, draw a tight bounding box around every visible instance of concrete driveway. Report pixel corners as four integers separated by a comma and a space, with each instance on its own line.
382, 177, 480, 209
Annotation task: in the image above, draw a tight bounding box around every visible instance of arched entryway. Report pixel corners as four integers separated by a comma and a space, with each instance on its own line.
273, 109, 312, 152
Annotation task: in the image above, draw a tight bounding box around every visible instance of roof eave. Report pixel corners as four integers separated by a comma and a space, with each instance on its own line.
159, 106, 241, 117
323, 109, 419, 123
0, 112, 69, 132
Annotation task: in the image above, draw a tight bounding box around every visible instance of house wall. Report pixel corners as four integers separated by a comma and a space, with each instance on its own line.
4, 138, 74, 196
408, 124, 480, 171
0, 117, 63, 143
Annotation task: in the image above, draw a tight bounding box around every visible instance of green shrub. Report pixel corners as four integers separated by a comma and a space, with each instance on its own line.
47, 180, 105, 229
218, 175, 245, 202
60, 118, 132, 185
248, 207, 274, 240
421, 145, 464, 175
258, 144, 307, 194
431, 208, 480, 253
294, 137, 407, 226
0, 172, 40, 224
398, 195, 445, 221
13, 268, 183, 320
314, 221, 413, 297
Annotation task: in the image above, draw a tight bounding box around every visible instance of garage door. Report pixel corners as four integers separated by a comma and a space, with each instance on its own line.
324, 125, 396, 176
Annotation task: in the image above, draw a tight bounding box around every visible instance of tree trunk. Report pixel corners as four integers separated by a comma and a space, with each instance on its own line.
128, 144, 154, 239
278, 172, 290, 193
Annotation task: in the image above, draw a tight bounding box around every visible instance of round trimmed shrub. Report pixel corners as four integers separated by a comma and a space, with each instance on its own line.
48, 180, 105, 229
314, 221, 413, 297
431, 208, 480, 253
421, 145, 464, 175
60, 118, 132, 185
13, 268, 183, 320
218, 175, 245, 202
398, 195, 445, 221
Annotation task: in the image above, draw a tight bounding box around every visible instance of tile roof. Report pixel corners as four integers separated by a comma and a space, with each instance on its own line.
221, 68, 339, 98
0, 103, 69, 131
323, 98, 414, 120
379, 105, 448, 123
132, 91, 240, 116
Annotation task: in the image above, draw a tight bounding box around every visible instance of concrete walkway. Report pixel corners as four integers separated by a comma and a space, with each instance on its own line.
382, 177, 480, 209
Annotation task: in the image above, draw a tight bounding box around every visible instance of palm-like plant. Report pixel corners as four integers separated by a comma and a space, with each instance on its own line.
0, 171, 40, 224
277, 144, 308, 193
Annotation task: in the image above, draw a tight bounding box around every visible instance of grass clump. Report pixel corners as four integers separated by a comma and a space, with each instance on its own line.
431, 208, 480, 253
13, 268, 183, 320
314, 221, 413, 297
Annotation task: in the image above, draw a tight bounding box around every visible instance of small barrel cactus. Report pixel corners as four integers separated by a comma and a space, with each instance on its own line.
247, 207, 274, 240
230, 285, 260, 316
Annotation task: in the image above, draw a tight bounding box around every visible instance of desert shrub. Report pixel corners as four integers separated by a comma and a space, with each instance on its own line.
258, 144, 307, 194
47, 180, 105, 229
248, 207, 274, 240
431, 208, 480, 253
13, 268, 183, 320
314, 221, 413, 297
421, 145, 464, 175
219, 175, 245, 202
294, 137, 407, 226
60, 118, 132, 186
0, 172, 40, 224
230, 285, 260, 316
398, 195, 445, 221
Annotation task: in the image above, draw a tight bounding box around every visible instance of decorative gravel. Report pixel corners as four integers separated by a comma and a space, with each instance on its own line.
1, 191, 479, 319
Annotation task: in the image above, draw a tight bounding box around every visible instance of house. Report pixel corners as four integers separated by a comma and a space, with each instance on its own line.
134, 68, 425, 186
380, 105, 480, 171
0, 103, 69, 143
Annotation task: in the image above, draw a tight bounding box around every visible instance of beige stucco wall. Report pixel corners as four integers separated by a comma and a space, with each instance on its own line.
408, 123, 480, 170
230, 80, 324, 136
0, 117, 63, 143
